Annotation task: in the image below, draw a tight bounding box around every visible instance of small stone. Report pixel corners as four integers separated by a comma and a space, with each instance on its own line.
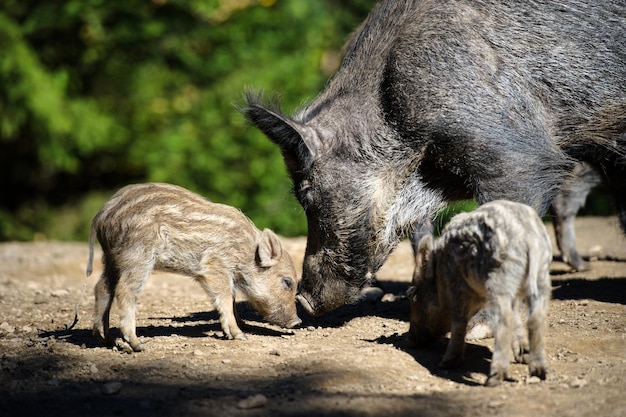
269, 350, 280, 356
237, 394, 267, 409
569, 377, 588, 388
51, 289, 69, 297
360, 286, 384, 301
488, 400, 505, 409
0, 322, 15, 334
193, 349, 204, 356
526, 376, 542, 384
381, 293, 397, 302
90, 364, 99, 374
588, 245, 602, 256
46, 379, 60, 387
101, 381, 123, 395
222, 359, 232, 364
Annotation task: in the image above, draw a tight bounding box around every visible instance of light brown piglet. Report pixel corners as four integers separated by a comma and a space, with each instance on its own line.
87, 182, 301, 352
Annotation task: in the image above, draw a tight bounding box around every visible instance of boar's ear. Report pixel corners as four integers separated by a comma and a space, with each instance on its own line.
256, 228, 283, 268
412, 235, 434, 285
242, 93, 322, 171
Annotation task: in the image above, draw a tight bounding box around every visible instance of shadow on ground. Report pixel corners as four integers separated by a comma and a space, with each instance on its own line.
551, 277, 626, 305
1, 345, 491, 417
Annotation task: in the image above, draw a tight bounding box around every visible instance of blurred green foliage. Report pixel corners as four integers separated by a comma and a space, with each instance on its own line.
0, 0, 615, 242
0, 0, 374, 241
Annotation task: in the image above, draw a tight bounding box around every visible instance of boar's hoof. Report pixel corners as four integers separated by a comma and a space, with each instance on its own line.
438, 355, 463, 370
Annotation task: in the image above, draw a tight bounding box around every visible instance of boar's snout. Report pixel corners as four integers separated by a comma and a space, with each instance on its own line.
297, 271, 365, 317
296, 293, 317, 316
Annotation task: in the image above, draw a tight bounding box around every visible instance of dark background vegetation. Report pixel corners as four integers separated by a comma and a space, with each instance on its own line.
0, 0, 614, 241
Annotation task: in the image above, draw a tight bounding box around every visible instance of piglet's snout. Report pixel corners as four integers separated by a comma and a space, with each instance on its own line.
286, 316, 302, 328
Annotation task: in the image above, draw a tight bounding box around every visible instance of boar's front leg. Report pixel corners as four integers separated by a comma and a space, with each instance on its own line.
196, 274, 246, 340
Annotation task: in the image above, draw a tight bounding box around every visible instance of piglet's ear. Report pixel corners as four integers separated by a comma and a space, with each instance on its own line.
256, 229, 283, 268
412, 235, 434, 285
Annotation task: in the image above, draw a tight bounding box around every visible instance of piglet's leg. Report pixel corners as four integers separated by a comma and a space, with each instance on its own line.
486, 295, 513, 387
115, 272, 145, 352
511, 298, 530, 364
196, 275, 246, 340
233, 299, 246, 330
93, 267, 116, 348
527, 292, 549, 380
439, 307, 469, 369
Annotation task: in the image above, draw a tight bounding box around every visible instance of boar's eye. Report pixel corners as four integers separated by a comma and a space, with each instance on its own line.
296, 180, 313, 207
281, 276, 295, 291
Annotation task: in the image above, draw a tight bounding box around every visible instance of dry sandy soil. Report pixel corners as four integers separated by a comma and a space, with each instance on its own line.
0, 216, 624, 417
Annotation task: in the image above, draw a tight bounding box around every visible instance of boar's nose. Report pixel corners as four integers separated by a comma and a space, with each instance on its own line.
296, 293, 316, 316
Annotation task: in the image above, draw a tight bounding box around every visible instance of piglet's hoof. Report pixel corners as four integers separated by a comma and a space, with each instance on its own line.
485, 374, 504, 387
114, 339, 135, 354
225, 332, 247, 341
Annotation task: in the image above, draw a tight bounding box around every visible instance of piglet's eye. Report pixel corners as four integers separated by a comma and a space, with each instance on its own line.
281, 276, 294, 291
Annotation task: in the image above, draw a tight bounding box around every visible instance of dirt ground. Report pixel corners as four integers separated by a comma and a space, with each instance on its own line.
0, 216, 624, 417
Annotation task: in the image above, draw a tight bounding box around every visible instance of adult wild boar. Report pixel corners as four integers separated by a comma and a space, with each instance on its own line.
244, 0, 626, 316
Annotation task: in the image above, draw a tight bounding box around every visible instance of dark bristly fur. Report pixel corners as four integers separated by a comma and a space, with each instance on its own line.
243, 0, 625, 316
408, 200, 552, 386
87, 183, 301, 352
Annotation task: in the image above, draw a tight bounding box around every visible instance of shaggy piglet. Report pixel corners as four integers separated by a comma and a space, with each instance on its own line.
407, 200, 552, 386
87, 183, 301, 352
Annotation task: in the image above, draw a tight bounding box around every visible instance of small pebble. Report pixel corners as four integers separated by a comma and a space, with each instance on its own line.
90, 364, 99, 374
381, 293, 397, 302
237, 394, 267, 409
193, 349, 204, 356
488, 400, 505, 409
51, 289, 69, 297
0, 322, 15, 334
526, 376, 541, 384
569, 377, 588, 388
46, 379, 60, 387
222, 359, 232, 364
101, 381, 123, 395
360, 287, 384, 301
